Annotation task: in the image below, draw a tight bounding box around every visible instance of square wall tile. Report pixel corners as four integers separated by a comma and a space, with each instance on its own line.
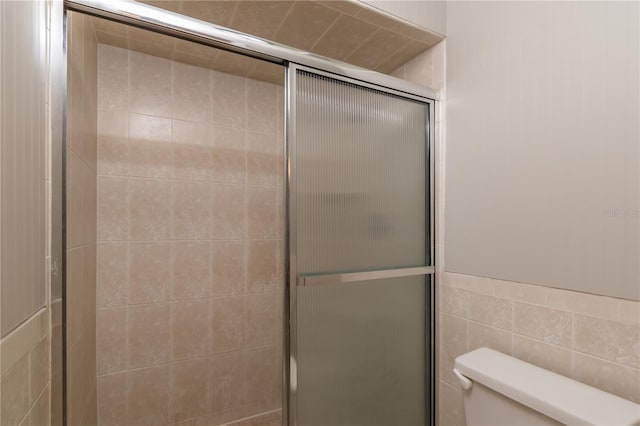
574, 314, 639, 369
246, 79, 279, 135
246, 132, 281, 187
128, 303, 171, 369
513, 302, 572, 348
97, 308, 128, 375
245, 346, 281, 411
512, 335, 572, 378
98, 109, 129, 176
211, 128, 246, 184
438, 381, 465, 426
211, 240, 246, 297
467, 321, 512, 355
172, 241, 211, 300
129, 50, 172, 117
211, 71, 246, 129
97, 176, 128, 241
438, 314, 468, 388
573, 353, 640, 403
1, 354, 30, 426
98, 44, 129, 111
171, 300, 211, 360
212, 183, 246, 239
98, 373, 128, 426
468, 293, 512, 330
173, 62, 211, 123
246, 186, 279, 239
128, 242, 171, 304
245, 293, 278, 348
128, 113, 174, 179
171, 180, 213, 240
127, 365, 170, 426
440, 285, 469, 318
128, 179, 172, 241
209, 352, 245, 413
97, 242, 128, 308
211, 296, 244, 354
247, 240, 279, 294
172, 120, 213, 181
169, 357, 210, 423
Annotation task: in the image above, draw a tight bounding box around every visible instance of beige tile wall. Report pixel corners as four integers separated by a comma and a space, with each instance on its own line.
96, 43, 284, 426
391, 40, 445, 92
438, 272, 640, 426
66, 11, 99, 426
0, 309, 51, 426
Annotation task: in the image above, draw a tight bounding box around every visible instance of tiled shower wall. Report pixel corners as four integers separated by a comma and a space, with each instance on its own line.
95, 44, 284, 426
66, 11, 99, 426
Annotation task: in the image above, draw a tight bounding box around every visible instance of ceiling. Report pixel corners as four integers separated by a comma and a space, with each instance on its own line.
92, 0, 444, 83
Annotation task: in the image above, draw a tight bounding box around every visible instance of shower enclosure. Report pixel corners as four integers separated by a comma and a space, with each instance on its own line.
290, 67, 433, 426
61, 1, 436, 425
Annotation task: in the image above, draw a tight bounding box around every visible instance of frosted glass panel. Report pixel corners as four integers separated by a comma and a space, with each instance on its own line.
296, 71, 429, 274
292, 70, 431, 426
297, 276, 428, 426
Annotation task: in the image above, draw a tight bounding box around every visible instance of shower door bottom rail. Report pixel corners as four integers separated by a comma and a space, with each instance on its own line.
297, 265, 434, 286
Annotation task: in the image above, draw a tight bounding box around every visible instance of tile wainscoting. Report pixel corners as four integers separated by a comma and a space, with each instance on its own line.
0, 308, 51, 426
438, 271, 640, 426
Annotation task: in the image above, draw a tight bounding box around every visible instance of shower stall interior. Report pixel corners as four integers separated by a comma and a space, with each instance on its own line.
62, 2, 436, 425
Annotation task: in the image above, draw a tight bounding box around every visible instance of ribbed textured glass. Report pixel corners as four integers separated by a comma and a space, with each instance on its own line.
294, 70, 430, 425
296, 71, 428, 275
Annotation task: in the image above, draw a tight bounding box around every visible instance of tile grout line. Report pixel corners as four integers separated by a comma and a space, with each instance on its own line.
96, 340, 282, 379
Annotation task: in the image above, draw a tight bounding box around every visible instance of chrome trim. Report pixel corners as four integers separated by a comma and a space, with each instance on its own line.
61, 8, 69, 426
428, 273, 436, 426
429, 98, 437, 426
299, 266, 435, 286
282, 67, 291, 426
63, 0, 439, 101
421, 88, 436, 426
298, 66, 434, 104
286, 64, 299, 426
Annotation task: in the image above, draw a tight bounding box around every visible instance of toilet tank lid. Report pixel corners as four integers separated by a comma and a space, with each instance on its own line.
454, 348, 640, 426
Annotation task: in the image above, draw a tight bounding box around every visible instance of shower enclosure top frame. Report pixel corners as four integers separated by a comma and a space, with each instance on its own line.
64, 0, 439, 102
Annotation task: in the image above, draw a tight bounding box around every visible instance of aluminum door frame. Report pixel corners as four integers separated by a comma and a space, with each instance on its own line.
285, 63, 436, 426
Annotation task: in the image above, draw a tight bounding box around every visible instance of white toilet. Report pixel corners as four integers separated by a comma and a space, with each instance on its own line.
454, 348, 640, 426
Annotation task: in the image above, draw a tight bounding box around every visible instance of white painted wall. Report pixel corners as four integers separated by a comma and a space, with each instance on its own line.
445, 1, 639, 300
0, 0, 49, 335
360, 0, 446, 36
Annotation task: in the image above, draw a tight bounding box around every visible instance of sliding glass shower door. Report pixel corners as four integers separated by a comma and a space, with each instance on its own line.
287, 66, 434, 426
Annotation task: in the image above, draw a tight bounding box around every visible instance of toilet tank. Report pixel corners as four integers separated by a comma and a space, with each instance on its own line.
454, 348, 640, 426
